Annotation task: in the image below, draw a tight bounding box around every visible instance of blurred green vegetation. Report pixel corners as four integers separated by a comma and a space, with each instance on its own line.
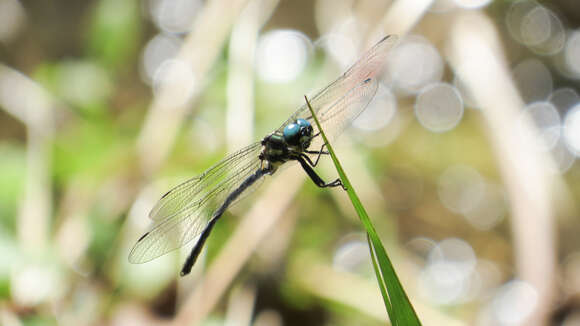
1, 0, 580, 325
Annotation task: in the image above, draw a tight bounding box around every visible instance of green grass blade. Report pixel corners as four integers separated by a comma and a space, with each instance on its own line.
304, 95, 421, 325
368, 234, 394, 319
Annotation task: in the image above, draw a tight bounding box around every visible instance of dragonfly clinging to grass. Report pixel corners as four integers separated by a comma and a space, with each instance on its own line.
129, 35, 398, 276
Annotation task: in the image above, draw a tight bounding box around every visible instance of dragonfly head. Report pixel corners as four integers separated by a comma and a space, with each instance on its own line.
283, 118, 313, 149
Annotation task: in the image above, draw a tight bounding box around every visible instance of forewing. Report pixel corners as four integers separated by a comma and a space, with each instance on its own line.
129, 142, 263, 264
277, 35, 397, 133
310, 77, 379, 145
148, 143, 261, 221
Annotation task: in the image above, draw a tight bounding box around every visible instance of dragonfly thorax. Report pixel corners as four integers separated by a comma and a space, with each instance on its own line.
259, 119, 314, 172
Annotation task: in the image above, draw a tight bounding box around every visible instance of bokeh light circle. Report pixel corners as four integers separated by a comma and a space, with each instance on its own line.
386, 36, 444, 94
148, 0, 203, 34
549, 88, 580, 114
530, 9, 565, 55
438, 165, 485, 215
518, 101, 561, 151
418, 238, 477, 305
0, 0, 26, 43
550, 137, 575, 174
507, 1, 540, 43
464, 184, 506, 230
141, 33, 182, 85
520, 6, 551, 46
152, 59, 196, 106
320, 34, 358, 71
506, 1, 566, 55
415, 83, 464, 133
491, 280, 538, 325
564, 30, 580, 77
563, 104, 580, 156
256, 30, 310, 83
333, 237, 370, 274
512, 59, 553, 103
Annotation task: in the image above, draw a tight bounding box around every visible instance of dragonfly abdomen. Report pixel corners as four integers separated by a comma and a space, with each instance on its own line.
180, 167, 268, 276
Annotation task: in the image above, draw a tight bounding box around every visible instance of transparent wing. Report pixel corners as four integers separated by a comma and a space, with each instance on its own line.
308, 77, 379, 148
277, 35, 398, 142
129, 142, 263, 264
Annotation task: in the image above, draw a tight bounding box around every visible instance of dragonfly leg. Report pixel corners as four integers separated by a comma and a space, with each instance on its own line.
305, 143, 328, 166
296, 154, 346, 190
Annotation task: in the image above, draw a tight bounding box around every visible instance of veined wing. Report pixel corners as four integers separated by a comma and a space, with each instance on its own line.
129, 142, 263, 264
277, 35, 397, 138
309, 77, 379, 146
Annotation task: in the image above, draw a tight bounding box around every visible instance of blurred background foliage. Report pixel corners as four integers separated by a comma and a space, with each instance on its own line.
1, 0, 580, 325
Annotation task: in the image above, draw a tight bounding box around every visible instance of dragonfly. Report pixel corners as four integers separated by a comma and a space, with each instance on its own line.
129, 35, 398, 276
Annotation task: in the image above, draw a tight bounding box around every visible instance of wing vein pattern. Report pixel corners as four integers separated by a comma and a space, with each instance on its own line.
129, 142, 262, 263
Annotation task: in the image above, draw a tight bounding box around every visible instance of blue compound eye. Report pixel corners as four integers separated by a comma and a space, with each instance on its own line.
296, 118, 310, 128
296, 118, 313, 138
283, 123, 300, 143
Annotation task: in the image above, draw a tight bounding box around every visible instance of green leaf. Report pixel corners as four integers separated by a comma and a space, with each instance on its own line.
304, 96, 421, 325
